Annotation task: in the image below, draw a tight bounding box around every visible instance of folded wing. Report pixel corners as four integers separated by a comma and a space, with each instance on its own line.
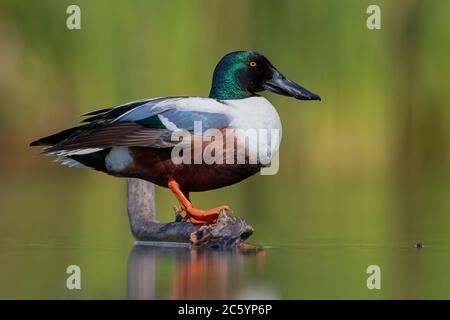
31, 97, 231, 156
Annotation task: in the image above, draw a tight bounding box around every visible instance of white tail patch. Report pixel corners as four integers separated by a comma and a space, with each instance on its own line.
45, 148, 104, 169
105, 147, 133, 172
46, 148, 104, 157
55, 156, 86, 168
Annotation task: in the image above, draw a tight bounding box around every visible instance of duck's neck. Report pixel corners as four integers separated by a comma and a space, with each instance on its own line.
209, 81, 252, 100
209, 65, 253, 100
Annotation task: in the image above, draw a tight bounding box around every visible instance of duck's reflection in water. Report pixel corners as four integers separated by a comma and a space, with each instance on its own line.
127, 245, 277, 299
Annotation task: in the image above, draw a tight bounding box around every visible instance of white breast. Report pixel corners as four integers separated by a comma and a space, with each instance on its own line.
224, 97, 282, 162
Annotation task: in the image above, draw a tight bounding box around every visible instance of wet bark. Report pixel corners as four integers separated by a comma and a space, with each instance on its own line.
127, 178, 195, 243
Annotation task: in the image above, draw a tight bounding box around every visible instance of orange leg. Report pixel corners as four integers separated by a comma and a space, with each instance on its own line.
168, 179, 230, 225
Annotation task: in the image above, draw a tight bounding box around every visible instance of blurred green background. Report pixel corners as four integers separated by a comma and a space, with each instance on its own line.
0, 0, 449, 299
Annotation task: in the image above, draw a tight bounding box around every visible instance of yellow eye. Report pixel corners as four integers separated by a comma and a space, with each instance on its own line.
249, 61, 257, 67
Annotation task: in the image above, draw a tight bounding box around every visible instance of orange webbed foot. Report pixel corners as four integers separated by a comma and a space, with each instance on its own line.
168, 178, 231, 226
185, 205, 231, 225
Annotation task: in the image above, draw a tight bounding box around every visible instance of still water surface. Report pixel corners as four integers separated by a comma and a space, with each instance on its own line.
1, 173, 449, 299
1, 240, 449, 299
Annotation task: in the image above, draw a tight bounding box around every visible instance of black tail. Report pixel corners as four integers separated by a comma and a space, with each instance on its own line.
69, 148, 111, 172
30, 125, 85, 147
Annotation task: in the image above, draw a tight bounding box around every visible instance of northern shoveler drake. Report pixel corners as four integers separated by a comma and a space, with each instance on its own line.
31, 51, 320, 225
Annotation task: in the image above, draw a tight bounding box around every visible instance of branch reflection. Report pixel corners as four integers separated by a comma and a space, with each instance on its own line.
127, 245, 276, 299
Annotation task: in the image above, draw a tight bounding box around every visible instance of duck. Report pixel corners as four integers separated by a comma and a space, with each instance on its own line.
30, 51, 320, 225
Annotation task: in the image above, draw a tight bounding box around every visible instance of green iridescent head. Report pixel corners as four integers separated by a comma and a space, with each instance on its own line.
209, 51, 321, 101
